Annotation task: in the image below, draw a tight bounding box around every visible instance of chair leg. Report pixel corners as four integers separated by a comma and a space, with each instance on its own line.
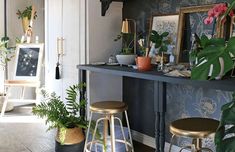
115, 116, 128, 151
84, 112, 93, 152
169, 134, 175, 152
125, 110, 134, 152
110, 114, 116, 152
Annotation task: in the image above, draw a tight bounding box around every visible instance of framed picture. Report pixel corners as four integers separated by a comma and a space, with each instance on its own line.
150, 14, 179, 56
14, 43, 44, 80
176, 4, 214, 63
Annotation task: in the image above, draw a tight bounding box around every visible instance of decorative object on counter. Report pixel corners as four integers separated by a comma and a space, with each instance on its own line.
150, 30, 171, 64
150, 14, 179, 63
32, 84, 89, 152
55, 37, 64, 79
176, 5, 214, 63
16, 5, 37, 33
215, 91, 235, 152
136, 55, 152, 71
114, 19, 137, 65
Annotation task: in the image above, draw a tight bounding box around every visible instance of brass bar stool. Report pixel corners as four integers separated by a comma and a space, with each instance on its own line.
169, 117, 219, 152
84, 101, 134, 152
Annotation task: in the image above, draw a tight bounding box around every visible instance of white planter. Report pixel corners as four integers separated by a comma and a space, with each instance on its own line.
0, 95, 14, 112
116, 54, 137, 65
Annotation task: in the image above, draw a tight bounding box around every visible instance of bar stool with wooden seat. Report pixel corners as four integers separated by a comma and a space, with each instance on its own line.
169, 117, 219, 152
84, 101, 134, 152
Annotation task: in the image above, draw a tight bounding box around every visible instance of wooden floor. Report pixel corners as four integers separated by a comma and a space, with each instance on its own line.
0, 104, 155, 152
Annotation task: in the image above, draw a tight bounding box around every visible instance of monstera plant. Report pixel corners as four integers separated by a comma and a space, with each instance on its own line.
191, 35, 235, 80
215, 92, 235, 152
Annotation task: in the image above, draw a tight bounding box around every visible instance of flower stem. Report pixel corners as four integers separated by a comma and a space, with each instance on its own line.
211, 17, 216, 38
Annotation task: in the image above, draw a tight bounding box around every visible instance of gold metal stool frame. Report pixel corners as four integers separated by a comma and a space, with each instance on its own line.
84, 101, 134, 152
168, 117, 219, 152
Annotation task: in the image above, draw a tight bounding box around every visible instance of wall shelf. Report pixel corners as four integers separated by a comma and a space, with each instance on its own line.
100, 0, 123, 16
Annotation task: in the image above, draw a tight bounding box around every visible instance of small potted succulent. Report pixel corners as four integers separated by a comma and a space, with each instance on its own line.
16, 6, 37, 33
32, 84, 88, 152
114, 33, 137, 65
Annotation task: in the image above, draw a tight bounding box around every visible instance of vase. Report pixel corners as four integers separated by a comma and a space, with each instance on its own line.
22, 17, 30, 33
116, 54, 137, 65
136, 56, 152, 71
55, 127, 85, 152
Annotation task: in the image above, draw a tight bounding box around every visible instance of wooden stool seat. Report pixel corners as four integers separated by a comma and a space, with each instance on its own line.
170, 117, 219, 138
90, 101, 128, 114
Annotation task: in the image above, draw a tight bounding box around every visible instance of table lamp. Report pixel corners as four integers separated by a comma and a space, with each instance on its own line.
121, 18, 137, 54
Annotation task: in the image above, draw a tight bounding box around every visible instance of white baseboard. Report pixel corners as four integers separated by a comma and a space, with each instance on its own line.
131, 130, 190, 152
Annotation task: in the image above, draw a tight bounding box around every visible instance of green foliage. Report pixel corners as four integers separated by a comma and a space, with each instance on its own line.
32, 84, 88, 143
149, 30, 170, 54
0, 39, 15, 68
16, 6, 37, 20
114, 33, 134, 54
191, 35, 235, 80
215, 92, 235, 152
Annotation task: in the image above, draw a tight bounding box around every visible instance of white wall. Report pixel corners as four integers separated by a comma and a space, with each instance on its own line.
0, 0, 4, 92
87, 1, 123, 105
7, 0, 44, 46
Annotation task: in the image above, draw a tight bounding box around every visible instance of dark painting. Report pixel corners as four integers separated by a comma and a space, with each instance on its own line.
16, 47, 39, 77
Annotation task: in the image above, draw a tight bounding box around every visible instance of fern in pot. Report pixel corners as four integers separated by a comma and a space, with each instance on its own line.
32, 84, 88, 151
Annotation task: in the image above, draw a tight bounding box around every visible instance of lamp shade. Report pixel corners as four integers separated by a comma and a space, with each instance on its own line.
121, 19, 131, 33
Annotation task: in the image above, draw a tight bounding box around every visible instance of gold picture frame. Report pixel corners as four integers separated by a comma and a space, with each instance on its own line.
175, 4, 214, 63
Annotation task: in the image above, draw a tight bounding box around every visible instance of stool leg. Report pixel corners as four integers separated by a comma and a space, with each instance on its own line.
168, 134, 175, 152
90, 117, 104, 151
84, 112, 93, 152
193, 138, 202, 151
115, 117, 128, 151
125, 111, 134, 152
110, 115, 116, 152
179, 145, 193, 152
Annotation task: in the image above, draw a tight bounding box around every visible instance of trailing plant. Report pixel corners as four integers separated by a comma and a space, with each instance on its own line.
16, 6, 37, 20
32, 83, 88, 144
149, 30, 171, 54
215, 91, 235, 152
191, 35, 235, 80
0, 39, 15, 79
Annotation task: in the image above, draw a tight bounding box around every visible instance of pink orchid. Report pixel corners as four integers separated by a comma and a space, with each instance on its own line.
208, 9, 215, 17
230, 10, 234, 17
204, 16, 214, 25
213, 4, 228, 17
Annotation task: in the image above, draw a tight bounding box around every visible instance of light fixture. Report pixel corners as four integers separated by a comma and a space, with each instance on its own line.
121, 18, 137, 54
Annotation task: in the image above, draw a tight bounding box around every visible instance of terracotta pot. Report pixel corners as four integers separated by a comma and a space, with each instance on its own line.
56, 127, 85, 145
22, 17, 30, 33
136, 57, 152, 71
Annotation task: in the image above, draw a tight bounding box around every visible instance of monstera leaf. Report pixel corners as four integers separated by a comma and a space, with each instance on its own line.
191, 36, 235, 80
215, 92, 235, 152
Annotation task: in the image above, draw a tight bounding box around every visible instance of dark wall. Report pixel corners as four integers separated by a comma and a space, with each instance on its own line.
123, 0, 232, 149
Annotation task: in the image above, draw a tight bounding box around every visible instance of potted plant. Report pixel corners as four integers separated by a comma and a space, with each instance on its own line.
191, 2, 235, 80
215, 91, 235, 152
16, 6, 37, 33
114, 33, 137, 65
32, 84, 88, 152
149, 30, 171, 63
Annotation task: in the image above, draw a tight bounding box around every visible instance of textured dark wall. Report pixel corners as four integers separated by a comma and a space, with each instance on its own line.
123, 0, 233, 149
